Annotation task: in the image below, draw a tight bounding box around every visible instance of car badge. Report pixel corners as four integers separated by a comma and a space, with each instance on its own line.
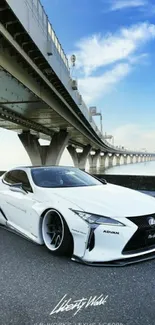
148, 217, 155, 226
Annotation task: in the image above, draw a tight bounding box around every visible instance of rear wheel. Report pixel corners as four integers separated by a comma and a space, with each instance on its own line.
42, 209, 73, 256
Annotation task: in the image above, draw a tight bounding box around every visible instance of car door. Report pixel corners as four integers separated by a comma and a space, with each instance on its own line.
1, 169, 36, 234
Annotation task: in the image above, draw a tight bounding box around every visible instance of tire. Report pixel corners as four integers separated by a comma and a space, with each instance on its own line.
42, 209, 73, 256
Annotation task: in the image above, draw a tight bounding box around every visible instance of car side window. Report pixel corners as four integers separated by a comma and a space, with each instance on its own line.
3, 170, 33, 193
18, 171, 33, 193
3, 172, 14, 184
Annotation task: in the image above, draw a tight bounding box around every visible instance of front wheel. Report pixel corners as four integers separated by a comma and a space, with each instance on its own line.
42, 209, 73, 256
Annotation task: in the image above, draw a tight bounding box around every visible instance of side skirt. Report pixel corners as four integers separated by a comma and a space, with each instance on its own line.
0, 224, 42, 246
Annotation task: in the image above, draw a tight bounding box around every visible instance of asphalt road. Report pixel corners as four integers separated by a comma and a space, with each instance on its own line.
1, 228, 155, 325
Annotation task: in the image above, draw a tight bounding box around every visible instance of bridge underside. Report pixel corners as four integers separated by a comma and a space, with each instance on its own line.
0, 67, 93, 146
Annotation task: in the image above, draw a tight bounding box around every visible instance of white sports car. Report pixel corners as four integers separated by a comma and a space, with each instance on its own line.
0, 166, 155, 266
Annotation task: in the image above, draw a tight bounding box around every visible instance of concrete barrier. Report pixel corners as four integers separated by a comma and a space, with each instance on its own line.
94, 174, 155, 197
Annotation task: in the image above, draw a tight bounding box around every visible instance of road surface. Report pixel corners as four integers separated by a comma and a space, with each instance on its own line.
1, 228, 155, 325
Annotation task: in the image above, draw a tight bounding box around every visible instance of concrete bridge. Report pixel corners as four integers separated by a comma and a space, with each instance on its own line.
0, 0, 154, 170
88, 152, 152, 173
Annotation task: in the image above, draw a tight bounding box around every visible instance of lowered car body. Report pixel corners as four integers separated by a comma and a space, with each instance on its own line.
0, 166, 155, 266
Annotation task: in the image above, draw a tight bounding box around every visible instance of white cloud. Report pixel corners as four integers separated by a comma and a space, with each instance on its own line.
71, 22, 155, 104
127, 52, 149, 64
111, 124, 155, 151
73, 22, 155, 76
78, 63, 131, 104
110, 0, 148, 11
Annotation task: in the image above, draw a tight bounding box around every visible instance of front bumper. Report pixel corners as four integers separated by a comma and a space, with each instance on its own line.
73, 214, 155, 266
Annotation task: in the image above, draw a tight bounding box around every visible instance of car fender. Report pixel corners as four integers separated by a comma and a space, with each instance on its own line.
32, 199, 90, 258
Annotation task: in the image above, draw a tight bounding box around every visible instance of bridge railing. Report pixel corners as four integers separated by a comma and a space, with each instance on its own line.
47, 23, 70, 73
27, 0, 70, 72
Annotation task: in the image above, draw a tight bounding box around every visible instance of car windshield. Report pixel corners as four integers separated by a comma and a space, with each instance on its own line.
31, 167, 102, 188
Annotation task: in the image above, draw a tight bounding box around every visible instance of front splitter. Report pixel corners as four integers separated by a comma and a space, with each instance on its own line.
72, 251, 155, 267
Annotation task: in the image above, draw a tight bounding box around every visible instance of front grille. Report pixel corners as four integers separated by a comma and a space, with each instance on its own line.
128, 214, 155, 228
123, 214, 155, 254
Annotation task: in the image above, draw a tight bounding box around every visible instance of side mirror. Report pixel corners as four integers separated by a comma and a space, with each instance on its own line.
100, 178, 107, 184
9, 183, 27, 194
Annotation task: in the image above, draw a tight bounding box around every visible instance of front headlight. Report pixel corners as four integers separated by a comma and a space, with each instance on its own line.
70, 210, 125, 226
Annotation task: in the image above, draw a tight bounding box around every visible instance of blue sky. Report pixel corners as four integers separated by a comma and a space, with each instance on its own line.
41, 0, 155, 151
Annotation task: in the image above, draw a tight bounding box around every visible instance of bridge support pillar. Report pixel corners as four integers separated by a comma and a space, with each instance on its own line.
123, 155, 128, 165
136, 155, 139, 163
18, 130, 70, 166
115, 155, 121, 166
108, 154, 114, 168
99, 154, 107, 170
88, 150, 101, 172
67, 145, 91, 170
130, 156, 134, 164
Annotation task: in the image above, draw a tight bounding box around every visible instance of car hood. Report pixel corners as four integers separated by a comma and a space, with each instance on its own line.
44, 183, 155, 218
